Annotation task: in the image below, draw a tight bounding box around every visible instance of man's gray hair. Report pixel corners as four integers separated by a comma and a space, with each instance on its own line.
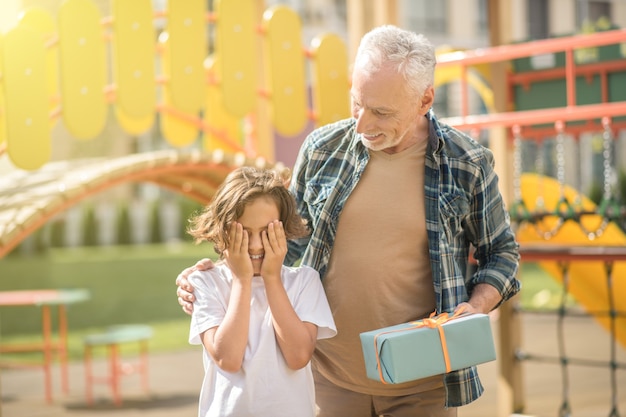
354, 25, 436, 99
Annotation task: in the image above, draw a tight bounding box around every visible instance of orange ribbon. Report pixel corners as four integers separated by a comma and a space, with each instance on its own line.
373, 307, 467, 384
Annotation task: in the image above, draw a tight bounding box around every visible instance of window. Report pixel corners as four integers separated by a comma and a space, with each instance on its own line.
576, 0, 612, 28
528, 0, 549, 39
333, 0, 347, 23
405, 0, 447, 35
477, 0, 488, 36
433, 84, 450, 117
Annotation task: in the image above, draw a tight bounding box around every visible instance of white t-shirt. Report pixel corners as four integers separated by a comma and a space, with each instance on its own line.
188, 263, 337, 417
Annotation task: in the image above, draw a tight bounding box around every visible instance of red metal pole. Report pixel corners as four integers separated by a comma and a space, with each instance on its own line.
41, 306, 53, 403
437, 29, 626, 66
58, 305, 69, 394
85, 345, 93, 405
442, 101, 626, 131
565, 49, 576, 108
110, 344, 121, 406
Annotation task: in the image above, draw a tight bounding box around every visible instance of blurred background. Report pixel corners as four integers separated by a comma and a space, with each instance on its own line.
0, 1, 625, 415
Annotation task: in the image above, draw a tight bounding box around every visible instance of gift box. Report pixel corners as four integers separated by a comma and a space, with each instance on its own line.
360, 312, 496, 384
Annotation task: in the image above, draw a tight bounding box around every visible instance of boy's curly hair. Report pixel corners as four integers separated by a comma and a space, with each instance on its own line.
187, 166, 309, 258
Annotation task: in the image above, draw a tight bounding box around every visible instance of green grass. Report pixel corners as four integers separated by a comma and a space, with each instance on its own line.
0, 242, 217, 335
0, 244, 569, 363
0, 318, 196, 364
0, 242, 216, 363
518, 262, 576, 309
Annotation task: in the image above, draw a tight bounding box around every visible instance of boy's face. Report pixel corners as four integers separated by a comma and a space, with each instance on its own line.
236, 197, 280, 276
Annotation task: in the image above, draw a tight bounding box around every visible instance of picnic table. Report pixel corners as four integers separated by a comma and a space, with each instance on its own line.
0, 288, 91, 403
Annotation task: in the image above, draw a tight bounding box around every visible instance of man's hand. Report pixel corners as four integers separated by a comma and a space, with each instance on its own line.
176, 258, 215, 315
454, 283, 502, 315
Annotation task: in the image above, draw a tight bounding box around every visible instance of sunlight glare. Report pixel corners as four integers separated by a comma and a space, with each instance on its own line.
0, 1, 20, 32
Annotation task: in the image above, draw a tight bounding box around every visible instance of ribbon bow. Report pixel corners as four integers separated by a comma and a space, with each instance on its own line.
373, 307, 467, 384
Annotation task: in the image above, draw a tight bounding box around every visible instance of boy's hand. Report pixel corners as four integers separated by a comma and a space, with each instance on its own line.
261, 220, 286, 282
224, 222, 254, 281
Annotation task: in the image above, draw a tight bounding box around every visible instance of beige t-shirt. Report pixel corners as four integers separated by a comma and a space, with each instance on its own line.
313, 139, 441, 395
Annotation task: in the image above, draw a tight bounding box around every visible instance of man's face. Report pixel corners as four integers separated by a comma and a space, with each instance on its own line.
350, 63, 426, 154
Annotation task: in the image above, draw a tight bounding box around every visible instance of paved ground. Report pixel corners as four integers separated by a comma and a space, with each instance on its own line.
1, 348, 204, 417
2, 314, 625, 417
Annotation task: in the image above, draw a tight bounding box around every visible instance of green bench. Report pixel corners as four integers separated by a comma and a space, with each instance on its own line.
83, 324, 153, 406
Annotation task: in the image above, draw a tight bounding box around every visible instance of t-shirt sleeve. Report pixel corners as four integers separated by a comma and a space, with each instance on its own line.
293, 266, 337, 340
188, 270, 226, 345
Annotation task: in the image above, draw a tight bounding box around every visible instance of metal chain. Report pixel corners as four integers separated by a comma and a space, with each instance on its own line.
533, 122, 566, 240
508, 125, 532, 230
578, 117, 614, 240
602, 118, 614, 201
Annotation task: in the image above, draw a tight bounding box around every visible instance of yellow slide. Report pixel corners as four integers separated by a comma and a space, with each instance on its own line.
515, 173, 626, 348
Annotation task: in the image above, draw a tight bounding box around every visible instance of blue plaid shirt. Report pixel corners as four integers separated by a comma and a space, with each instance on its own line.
286, 110, 521, 407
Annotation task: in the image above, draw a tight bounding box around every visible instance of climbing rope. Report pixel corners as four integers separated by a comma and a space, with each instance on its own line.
556, 261, 572, 417
606, 261, 622, 417
516, 257, 626, 417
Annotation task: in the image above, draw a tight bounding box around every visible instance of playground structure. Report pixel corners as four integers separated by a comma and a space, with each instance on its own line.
0, 0, 349, 257
1, 0, 626, 415
434, 25, 626, 416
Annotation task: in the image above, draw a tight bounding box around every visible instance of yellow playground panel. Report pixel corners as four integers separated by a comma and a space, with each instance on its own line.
261, 5, 308, 137
2, 23, 50, 169
215, 0, 258, 118
58, 0, 108, 140
110, 0, 156, 134
0, 0, 351, 170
